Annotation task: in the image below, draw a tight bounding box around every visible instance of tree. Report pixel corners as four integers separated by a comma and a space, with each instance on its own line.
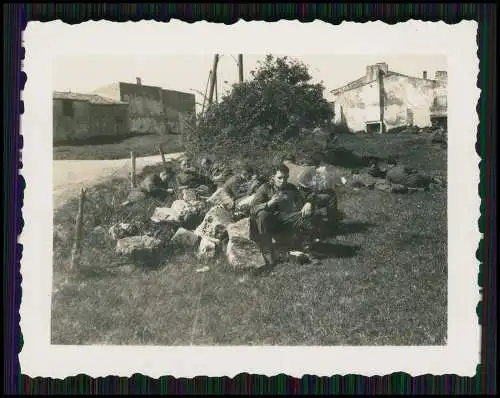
184, 55, 334, 174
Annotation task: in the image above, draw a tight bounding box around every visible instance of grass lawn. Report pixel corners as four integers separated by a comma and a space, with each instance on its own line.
51, 131, 447, 346
53, 132, 185, 160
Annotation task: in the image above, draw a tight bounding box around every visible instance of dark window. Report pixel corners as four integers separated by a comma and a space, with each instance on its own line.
366, 122, 382, 134
62, 100, 74, 117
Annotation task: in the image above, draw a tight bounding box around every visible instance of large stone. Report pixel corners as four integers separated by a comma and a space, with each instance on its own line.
151, 200, 202, 224
206, 187, 234, 209
109, 223, 140, 241
227, 217, 251, 240
181, 188, 198, 203
151, 207, 176, 223
226, 236, 266, 270
197, 236, 221, 260
235, 194, 256, 213
171, 227, 201, 251
116, 235, 162, 257
194, 205, 233, 240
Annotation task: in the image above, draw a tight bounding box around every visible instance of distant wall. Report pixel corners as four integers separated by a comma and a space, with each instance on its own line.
383, 74, 438, 129
332, 73, 447, 133
53, 99, 130, 143
333, 80, 380, 132
53, 99, 91, 142
119, 82, 167, 135
89, 104, 129, 138
162, 90, 196, 135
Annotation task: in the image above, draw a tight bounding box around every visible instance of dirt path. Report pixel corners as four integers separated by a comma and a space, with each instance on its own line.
53, 152, 185, 210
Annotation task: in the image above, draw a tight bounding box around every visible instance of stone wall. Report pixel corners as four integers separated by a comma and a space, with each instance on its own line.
53, 99, 91, 142
53, 99, 130, 143
119, 82, 167, 135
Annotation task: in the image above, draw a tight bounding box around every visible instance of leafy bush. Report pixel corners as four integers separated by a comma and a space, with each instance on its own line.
184, 55, 335, 175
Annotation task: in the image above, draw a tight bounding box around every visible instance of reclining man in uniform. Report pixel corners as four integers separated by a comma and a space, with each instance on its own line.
176, 156, 217, 197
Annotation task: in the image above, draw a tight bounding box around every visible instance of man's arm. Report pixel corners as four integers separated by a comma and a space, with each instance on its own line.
250, 183, 270, 215
221, 175, 238, 200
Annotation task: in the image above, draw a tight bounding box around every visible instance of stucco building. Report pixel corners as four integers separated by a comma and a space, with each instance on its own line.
53, 91, 129, 143
330, 63, 447, 134
93, 78, 196, 135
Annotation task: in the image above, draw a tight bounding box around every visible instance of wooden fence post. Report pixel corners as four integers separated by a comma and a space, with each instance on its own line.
158, 144, 168, 172
130, 151, 137, 189
70, 187, 86, 270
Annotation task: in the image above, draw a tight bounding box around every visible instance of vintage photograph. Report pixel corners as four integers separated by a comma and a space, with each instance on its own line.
50, 53, 448, 347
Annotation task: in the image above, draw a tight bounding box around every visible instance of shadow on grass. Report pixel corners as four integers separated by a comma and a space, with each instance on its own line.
316, 221, 376, 240
310, 242, 361, 259
334, 221, 377, 235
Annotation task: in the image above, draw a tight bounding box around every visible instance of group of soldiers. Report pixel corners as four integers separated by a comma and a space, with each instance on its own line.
138, 153, 344, 267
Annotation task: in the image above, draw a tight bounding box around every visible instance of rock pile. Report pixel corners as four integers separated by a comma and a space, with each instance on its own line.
112, 187, 267, 271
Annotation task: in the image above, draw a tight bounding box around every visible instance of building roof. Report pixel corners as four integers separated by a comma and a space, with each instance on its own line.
53, 91, 127, 105
331, 70, 439, 96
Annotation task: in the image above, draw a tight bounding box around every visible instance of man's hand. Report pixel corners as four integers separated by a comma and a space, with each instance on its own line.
301, 202, 313, 217
267, 193, 281, 208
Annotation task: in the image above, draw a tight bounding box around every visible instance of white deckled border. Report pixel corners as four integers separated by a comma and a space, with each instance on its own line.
19, 19, 481, 378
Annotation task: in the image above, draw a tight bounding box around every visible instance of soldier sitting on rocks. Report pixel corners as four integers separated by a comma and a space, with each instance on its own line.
249, 163, 318, 266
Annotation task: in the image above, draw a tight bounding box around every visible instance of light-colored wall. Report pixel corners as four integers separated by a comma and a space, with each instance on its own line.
332, 73, 447, 132
333, 80, 380, 132
383, 74, 438, 129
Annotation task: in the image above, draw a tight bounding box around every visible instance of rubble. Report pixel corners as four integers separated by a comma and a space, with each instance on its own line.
226, 236, 267, 270
170, 227, 201, 251
206, 187, 234, 209
194, 205, 233, 240
115, 235, 162, 258
109, 223, 140, 241
227, 217, 251, 240
235, 194, 256, 213
151, 199, 203, 224
197, 236, 221, 260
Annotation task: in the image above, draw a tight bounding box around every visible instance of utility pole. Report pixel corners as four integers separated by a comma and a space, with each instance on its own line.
238, 54, 243, 83
215, 72, 218, 103
207, 54, 219, 105
201, 70, 211, 114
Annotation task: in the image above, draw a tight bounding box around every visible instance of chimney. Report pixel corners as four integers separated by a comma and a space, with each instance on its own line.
376, 62, 388, 75
435, 71, 447, 82
366, 63, 388, 82
423, 71, 428, 79
136, 77, 142, 86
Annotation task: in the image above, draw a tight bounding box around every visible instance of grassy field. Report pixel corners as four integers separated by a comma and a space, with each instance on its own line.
51, 131, 447, 346
53, 132, 185, 160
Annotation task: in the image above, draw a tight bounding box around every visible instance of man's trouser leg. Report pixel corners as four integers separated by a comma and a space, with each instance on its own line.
276, 211, 315, 250
315, 191, 342, 225
250, 209, 279, 264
